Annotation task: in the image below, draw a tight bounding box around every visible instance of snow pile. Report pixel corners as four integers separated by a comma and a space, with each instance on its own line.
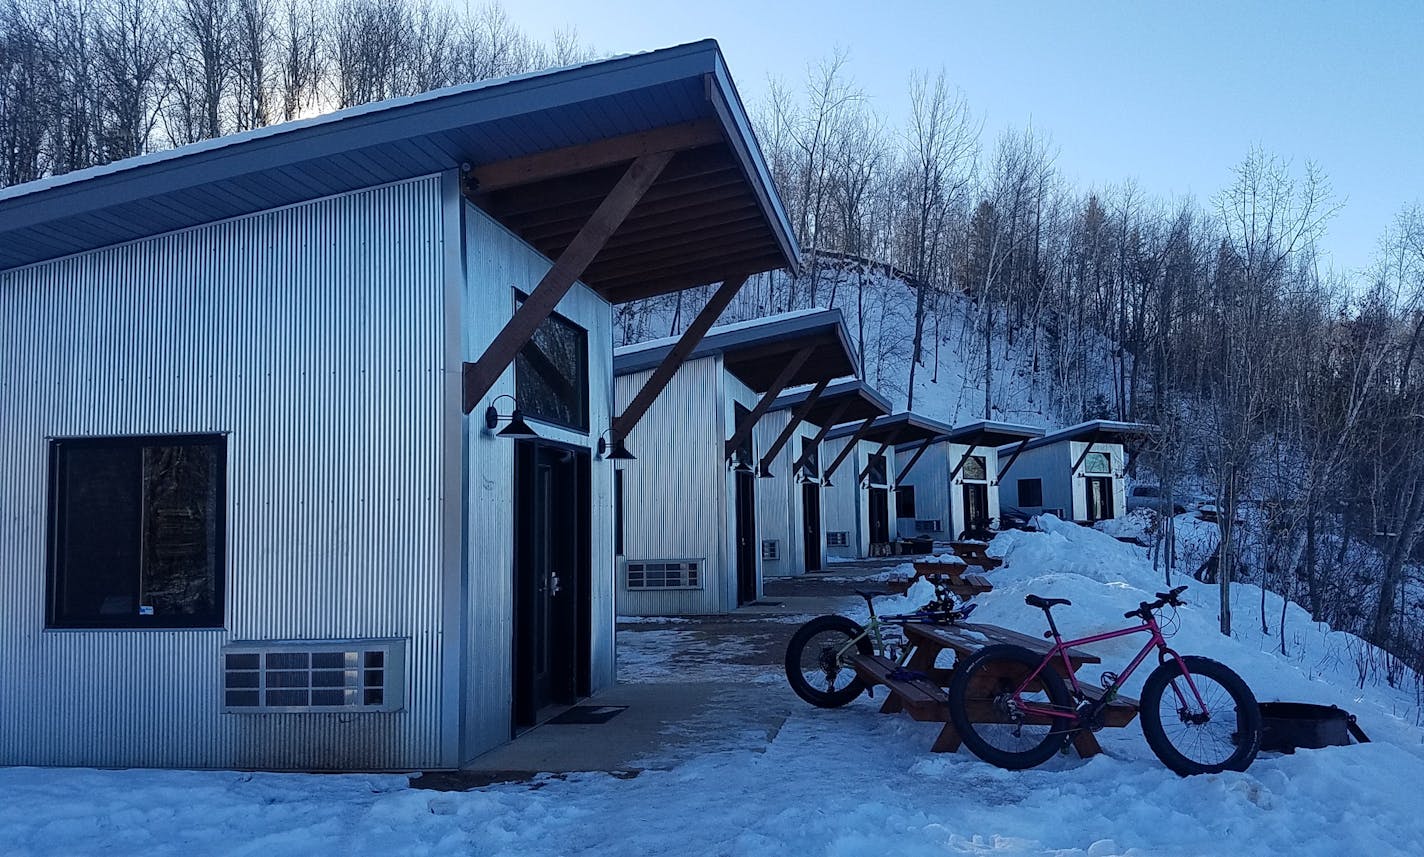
913, 553, 967, 566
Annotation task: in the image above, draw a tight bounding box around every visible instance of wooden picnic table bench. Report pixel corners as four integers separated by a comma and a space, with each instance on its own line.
949, 540, 1005, 570
850, 621, 1138, 758
905, 559, 994, 598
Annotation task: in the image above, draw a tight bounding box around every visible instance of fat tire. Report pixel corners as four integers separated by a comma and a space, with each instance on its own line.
784, 614, 874, 708
1139, 656, 1262, 776
947, 644, 1073, 770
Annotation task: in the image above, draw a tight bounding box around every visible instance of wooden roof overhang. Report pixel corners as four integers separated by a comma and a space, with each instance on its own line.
821, 412, 956, 486
997, 420, 1156, 480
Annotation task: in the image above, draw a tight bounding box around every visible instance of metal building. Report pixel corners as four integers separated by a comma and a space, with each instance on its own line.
893, 421, 1044, 540
820, 413, 953, 559
997, 421, 1156, 523
613, 310, 857, 614
755, 380, 892, 577
0, 41, 798, 771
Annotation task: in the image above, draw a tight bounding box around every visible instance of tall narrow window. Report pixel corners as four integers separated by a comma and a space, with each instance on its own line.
515, 299, 589, 432
896, 486, 916, 518
48, 434, 226, 628
1018, 478, 1044, 507
799, 437, 819, 478
866, 453, 888, 485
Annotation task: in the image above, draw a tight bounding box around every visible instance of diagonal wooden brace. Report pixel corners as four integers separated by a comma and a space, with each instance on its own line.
1071, 440, 1100, 475
610, 275, 747, 444
894, 438, 935, 486
949, 444, 980, 480
462, 151, 674, 413
822, 416, 877, 484
757, 378, 829, 476
997, 438, 1031, 481
725, 346, 813, 460
858, 428, 903, 483
796, 399, 850, 473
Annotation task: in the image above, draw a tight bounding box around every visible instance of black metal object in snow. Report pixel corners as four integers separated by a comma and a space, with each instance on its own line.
1258, 702, 1370, 753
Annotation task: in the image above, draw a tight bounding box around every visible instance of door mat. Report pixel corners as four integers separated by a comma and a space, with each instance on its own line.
745, 600, 785, 607
548, 705, 628, 725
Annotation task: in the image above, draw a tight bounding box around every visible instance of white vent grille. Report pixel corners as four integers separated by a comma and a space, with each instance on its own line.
827, 532, 849, 547
915, 519, 943, 532
761, 539, 780, 561
223, 639, 405, 713
626, 560, 701, 590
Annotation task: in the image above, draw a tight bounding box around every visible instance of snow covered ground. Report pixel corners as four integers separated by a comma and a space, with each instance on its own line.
4, 520, 1423, 856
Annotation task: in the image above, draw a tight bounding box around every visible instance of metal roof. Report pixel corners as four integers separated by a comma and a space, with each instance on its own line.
613, 308, 858, 392
893, 420, 1044, 453
768, 379, 893, 426
0, 40, 797, 300
824, 411, 956, 445
1000, 420, 1157, 454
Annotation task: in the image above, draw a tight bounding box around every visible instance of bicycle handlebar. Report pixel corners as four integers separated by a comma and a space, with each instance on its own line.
1123, 585, 1188, 619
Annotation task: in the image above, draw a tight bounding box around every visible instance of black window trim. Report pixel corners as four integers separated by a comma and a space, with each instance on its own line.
46, 432, 229, 631
514, 292, 591, 435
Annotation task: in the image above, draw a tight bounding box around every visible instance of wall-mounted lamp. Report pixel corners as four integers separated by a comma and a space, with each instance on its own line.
596, 430, 636, 462
729, 450, 756, 475
485, 394, 539, 439
757, 462, 775, 479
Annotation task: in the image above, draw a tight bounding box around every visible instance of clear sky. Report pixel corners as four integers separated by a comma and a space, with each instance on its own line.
499, 0, 1423, 276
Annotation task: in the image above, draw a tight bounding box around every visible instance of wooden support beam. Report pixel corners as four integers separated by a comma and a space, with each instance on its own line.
594, 251, 786, 293
997, 438, 1032, 481
724, 347, 813, 460
796, 399, 851, 473
609, 275, 747, 442
589, 223, 769, 268
949, 444, 980, 480
588, 233, 775, 281
462, 152, 673, 413
859, 428, 903, 482
599, 262, 781, 304
521, 186, 754, 244
757, 378, 829, 476
467, 119, 723, 194
478, 146, 732, 217
895, 438, 934, 486
822, 417, 877, 484
1071, 440, 1099, 475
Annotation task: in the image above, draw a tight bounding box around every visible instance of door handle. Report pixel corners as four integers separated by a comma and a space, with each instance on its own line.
550, 572, 562, 597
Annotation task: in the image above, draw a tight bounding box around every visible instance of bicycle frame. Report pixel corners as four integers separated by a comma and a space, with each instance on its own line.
833, 608, 951, 665
1014, 610, 1208, 723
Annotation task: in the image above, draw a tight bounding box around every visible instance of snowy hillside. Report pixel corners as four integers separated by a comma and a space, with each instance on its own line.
616, 255, 1122, 428
4, 521, 1421, 855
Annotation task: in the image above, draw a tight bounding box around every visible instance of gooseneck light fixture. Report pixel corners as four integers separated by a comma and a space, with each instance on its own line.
596, 429, 636, 461
485, 394, 539, 440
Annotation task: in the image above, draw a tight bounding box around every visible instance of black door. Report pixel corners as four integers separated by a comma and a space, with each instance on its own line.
868, 487, 890, 546
735, 469, 758, 605
513, 440, 591, 729
1086, 476, 1115, 522
802, 482, 822, 573
962, 482, 990, 539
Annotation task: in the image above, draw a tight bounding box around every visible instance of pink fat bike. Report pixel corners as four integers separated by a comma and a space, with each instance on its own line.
947, 585, 1262, 776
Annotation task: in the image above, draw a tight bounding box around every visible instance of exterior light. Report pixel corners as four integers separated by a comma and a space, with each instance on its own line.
485, 394, 540, 440
757, 462, 774, 479
597, 432, 636, 461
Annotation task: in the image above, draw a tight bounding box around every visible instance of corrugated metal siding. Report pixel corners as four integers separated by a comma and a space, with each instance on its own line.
721, 374, 760, 605
754, 413, 820, 577
1001, 444, 1073, 519
896, 442, 949, 540
821, 437, 861, 558
0, 177, 449, 770
459, 205, 616, 761
614, 356, 728, 615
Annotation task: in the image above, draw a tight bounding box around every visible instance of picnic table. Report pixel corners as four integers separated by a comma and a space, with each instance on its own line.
847, 621, 1139, 758
905, 559, 993, 598
949, 541, 1004, 570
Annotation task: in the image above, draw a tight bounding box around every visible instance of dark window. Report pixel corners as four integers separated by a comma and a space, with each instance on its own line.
962, 455, 987, 481
1084, 451, 1112, 474
866, 453, 888, 485
48, 434, 226, 628
515, 300, 589, 432
614, 469, 625, 556
732, 404, 754, 466
1018, 478, 1044, 507
896, 486, 916, 518
799, 437, 819, 477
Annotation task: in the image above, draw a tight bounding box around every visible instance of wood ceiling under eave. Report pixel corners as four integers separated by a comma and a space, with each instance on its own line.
471, 142, 789, 304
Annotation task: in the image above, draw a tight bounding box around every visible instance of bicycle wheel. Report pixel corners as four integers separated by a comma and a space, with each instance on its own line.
784, 614, 873, 708
947, 644, 1074, 770
1139, 656, 1262, 776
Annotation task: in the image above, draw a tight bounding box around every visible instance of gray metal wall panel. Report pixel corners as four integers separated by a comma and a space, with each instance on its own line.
459, 205, 616, 761
0, 177, 448, 770
896, 442, 949, 540
754, 413, 820, 577
614, 356, 728, 616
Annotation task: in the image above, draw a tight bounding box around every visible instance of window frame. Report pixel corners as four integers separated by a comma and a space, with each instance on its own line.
1083, 450, 1113, 475
895, 485, 916, 518
1018, 477, 1044, 507
513, 295, 591, 434
46, 433, 228, 631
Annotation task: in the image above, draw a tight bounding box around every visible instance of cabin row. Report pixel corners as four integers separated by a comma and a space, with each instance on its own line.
0, 41, 1150, 774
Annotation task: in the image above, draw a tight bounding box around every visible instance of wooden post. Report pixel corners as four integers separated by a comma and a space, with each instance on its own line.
610, 275, 747, 442
462, 151, 673, 413
756, 378, 828, 475
822, 416, 877, 484
724, 346, 813, 460
894, 438, 934, 486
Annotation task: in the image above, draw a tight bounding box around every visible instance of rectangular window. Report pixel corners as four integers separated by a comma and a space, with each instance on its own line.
626, 560, 701, 590
223, 639, 405, 713
799, 437, 819, 478
1084, 451, 1112, 474
48, 434, 226, 629
515, 299, 589, 432
614, 469, 625, 556
1018, 478, 1044, 507
827, 531, 849, 547
896, 486, 916, 518
914, 519, 943, 533
866, 453, 888, 485
962, 455, 987, 481
761, 539, 780, 561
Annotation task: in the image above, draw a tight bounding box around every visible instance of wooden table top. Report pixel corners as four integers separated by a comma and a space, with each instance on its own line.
903, 622, 1102, 668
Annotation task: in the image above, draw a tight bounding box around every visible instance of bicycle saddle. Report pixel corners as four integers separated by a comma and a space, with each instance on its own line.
854, 589, 888, 600
1025, 594, 1071, 609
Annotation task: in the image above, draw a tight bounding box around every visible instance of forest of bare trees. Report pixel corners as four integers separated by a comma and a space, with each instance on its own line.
0, 0, 592, 184
4, 8, 1422, 676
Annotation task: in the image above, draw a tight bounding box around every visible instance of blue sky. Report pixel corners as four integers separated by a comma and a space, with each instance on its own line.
501, 0, 1423, 276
